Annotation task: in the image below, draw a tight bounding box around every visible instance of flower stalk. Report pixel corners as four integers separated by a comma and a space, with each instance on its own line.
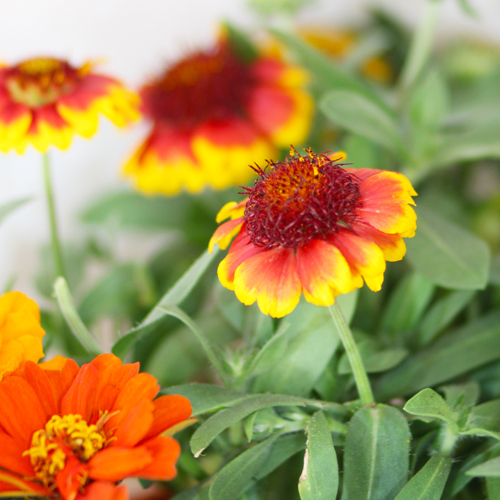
42, 152, 65, 280
329, 302, 374, 406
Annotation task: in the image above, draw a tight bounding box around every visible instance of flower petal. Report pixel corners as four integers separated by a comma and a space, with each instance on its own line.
88, 447, 152, 482
77, 482, 128, 500
296, 239, 353, 306
233, 247, 301, 318
134, 436, 180, 481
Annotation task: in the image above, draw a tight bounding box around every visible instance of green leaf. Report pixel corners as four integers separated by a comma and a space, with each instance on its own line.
209, 434, 279, 500
405, 206, 490, 290
456, 0, 477, 16
380, 273, 434, 334
112, 248, 219, 359
466, 457, 500, 477
246, 323, 289, 377
252, 301, 340, 396
161, 384, 251, 416
298, 411, 338, 500
342, 405, 410, 500
487, 478, 500, 499
341, 134, 380, 170
376, 312, 500, 399
409, 69, 449, 131
0, 197, 33, 225
190, 394, 320, 457
417, 290, 476, 346
468, 399, 500, 432
338, 346, 408, 374
255, 433, 307, 480
222, 22, 258, 63
321, 90, 404, 155
394, 455, 452, 500
271, 29, 390, 111
404, 388, 457, 428
491, 254, 500, 285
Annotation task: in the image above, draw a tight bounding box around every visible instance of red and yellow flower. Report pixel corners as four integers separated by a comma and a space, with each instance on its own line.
0, 353, 192, 500
0, 57, 139, 153
209, 148, 417, 318
0, 291, 45, 380
123, 38, 313, 195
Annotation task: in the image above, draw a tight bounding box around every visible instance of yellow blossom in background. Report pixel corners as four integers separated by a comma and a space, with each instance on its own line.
0, 57, 139, 154
0, 291, 45, 379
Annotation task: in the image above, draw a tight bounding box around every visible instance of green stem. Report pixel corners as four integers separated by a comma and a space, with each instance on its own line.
329, 303, 374, 406
438, 424, 459, 457
397, 0, 441, 97
42, 153, 65, 279
54, 277, 103, 356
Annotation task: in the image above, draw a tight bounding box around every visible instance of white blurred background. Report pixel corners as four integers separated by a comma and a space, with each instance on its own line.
1, 0, 499, 300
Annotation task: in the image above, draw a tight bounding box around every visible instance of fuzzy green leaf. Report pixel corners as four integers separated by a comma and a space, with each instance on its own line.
342, 405, 410, 500
190, 394, 321, 456
298, 411, 338, 500
394, 455, 452, 500
404, 388, 457, 428
466, 457, 500, 477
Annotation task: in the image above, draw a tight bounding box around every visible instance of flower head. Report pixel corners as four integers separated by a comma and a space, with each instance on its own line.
0, 353, 192, 500
0, 57, 139, 153
0, 291, 45, 379
123, 38, 313, 195
209, 148, 417, 318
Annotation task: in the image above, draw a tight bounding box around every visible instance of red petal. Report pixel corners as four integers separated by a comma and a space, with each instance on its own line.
112, 398, 154, 448
77, 482, 129, 500
61, 363, 98, 422
88, 447, 152, 481
0, 431, 33, 476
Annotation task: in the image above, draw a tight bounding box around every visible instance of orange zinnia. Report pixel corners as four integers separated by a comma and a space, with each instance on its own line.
0, 57, 139, 153
0, 354, 192, 500
209, 148, 417, 318
123, 38, 313, 195
0, 291, 45, 380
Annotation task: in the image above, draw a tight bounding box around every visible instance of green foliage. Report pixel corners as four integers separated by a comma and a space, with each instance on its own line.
0, 196, 33, 225
342, 405, 410, 500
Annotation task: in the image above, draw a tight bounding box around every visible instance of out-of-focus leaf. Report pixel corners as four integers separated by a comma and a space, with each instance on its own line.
468, 400, 500, 432
487, 478, 500, 499
78, 263, 154, 324
190, 394, 321, 457
394, 455, 452, 500
376, 312, 500, 400
298, 411, 338, 500
271, 29, 390, 111
112, 248, 218, 359
341, 134, 379, 169
380, 273, 434, 335
247, 324, 289, 377
404, 388, 457, 428
456, 0, 477, 16
417, 290, 476, 345
0, 197, 33, 225
409, 69, 449, 131
405, 206, 490, 290
321, 90, 404, 155
491, 254, 500, 285
338, 346, 408, 374
161, 384, 251, 416
209, 435, 279, 500
342, 405, 410, 500
466, 457, 500, 477
222, 21, 258, 63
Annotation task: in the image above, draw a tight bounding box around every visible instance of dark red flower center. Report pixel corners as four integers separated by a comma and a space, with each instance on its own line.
243, 149, 361, 249
4, 57, 87, 107
140, 43, 255, 128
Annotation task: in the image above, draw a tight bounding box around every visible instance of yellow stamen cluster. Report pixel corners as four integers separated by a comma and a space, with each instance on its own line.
23, 414, 107, 489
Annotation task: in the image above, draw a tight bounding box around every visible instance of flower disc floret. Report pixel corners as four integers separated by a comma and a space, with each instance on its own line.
244, 149, 361, 248
209, 147, 417, 318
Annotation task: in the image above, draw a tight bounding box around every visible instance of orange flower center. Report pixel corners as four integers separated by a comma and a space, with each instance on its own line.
140, 43, 255, 127
243, 148, 361, 249
23, 414, 108, 490
5, 57, 87, 107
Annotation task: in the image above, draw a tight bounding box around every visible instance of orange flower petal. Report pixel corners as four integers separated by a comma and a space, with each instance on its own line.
0, 375, 47, 447
208, 217, 244, 253
0, 470, 48, 496
88, 447, 152, 482
39, 355, 71, 371
233, 247, 302, 318
44, 358, 79, 410
112, 399, 154, 448
134, 436, 180, 481
0, 431, 33, 476
21, 361, 58, 417
142, 394, 192, 442
60, 363, 99, 422
77, 482, 128, 500
353, 220, 407, 262
296, 239, 353, 306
